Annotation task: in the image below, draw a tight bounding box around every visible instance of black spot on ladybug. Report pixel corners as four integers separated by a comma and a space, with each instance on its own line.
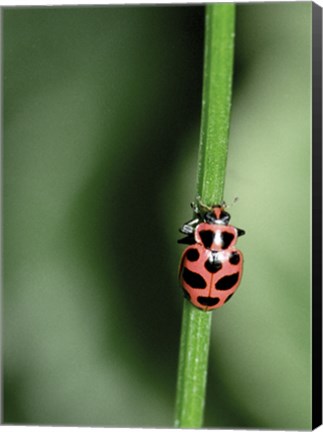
221, 232, 234, 249
229, 251, 240, 265
224, 293, 234, 303
216, 272, 239, 290
182, 267, 207, 289
197, 296, 220, 306
182, 288, 191, 301
199, 230, 214, 248
204, 257, 222, 273
186, 248, 200, 262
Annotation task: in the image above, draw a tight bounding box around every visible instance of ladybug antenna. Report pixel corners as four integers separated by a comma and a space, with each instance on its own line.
190, 201, 199, 215
225, 196, 239, 209
195, 195, 212, 213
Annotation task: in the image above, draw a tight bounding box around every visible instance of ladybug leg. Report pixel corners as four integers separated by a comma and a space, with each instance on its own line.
178, 217, 200, 244
190, 201, 200, 215
177, 235, 196, 245
236, 227, 246, 237
179, 218, 199, 235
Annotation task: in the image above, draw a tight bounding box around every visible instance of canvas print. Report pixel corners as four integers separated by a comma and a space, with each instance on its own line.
2, 2, 322, 430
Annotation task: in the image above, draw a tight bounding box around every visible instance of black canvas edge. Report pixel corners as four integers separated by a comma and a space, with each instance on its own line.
312, 2, 322, 430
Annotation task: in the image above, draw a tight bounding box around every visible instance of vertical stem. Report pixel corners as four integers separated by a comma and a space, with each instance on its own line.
197, 3, 236, 206
175, 4, 235, 428
174, 302, 212, 428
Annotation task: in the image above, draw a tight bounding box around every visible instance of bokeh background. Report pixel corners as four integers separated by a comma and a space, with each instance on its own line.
3, 2, 312, 429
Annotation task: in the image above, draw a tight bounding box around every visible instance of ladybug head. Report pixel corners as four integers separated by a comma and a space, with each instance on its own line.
204, 205, 231, 225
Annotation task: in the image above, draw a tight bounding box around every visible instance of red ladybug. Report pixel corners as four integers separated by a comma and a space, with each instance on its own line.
178, 200, 245, 311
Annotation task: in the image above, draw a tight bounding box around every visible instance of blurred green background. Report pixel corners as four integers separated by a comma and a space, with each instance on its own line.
3, 3, 311, 429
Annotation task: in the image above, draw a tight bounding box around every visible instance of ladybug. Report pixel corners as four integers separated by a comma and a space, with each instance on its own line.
178, 199, 245, 312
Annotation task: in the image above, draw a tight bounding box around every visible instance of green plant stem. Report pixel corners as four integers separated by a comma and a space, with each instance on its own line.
174, 4, 235, 428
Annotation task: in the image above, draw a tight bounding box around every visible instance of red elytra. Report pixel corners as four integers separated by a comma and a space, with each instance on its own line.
178, 204, 245, 312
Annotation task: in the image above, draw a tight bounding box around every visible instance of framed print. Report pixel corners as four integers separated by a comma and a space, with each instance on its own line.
2, 2, 322, 429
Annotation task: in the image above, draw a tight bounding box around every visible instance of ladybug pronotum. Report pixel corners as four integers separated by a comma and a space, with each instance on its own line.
178, 199, 245, 312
